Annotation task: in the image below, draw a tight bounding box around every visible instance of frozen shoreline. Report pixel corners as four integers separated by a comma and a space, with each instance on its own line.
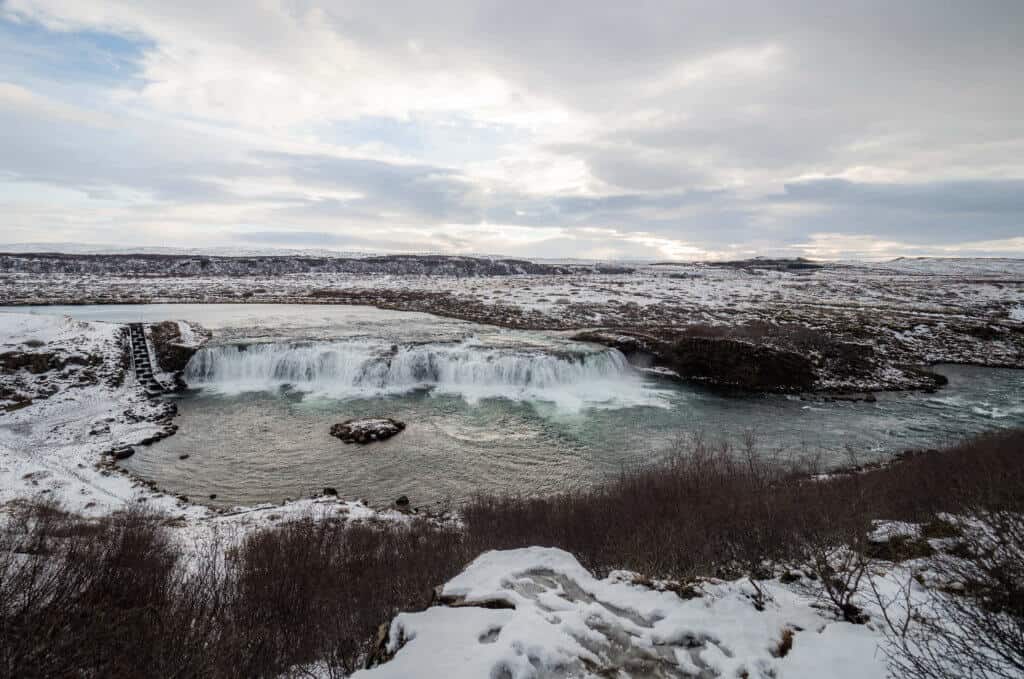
0, 313, 411, 551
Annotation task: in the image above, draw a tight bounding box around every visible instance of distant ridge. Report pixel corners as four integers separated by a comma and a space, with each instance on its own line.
0, 252, 634, 277
0, 242, 374, 258
0, 242, 653, 267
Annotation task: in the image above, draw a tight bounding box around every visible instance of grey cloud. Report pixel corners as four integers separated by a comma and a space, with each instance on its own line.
572, 145, 711, 192
776, 179, 1024, 215
234, 229, 473, 253
4, 0, 1024, 258
0, 105, 243, 203
254, 152, 480, 221
236, 230, 363, 246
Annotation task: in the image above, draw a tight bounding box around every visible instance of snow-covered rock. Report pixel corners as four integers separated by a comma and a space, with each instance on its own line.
356, 547, 894, 679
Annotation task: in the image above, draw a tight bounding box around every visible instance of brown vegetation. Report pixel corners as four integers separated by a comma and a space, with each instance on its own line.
0, 430, 1021, 677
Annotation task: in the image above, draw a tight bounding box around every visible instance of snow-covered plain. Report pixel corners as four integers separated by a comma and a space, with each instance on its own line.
2, 257, 1021, 392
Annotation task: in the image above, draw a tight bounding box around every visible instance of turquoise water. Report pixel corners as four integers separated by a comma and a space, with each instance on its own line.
131, 363, 1022, 509
4, 304, 1021, 508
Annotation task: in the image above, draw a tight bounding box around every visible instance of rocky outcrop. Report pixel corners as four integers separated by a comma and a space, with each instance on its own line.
330, 418, 406, 444
664, 336, 816, 392
575, 330, 816, 393
0, 350, 99, 374
147, 321, 209, 390
149, 321, 199, 373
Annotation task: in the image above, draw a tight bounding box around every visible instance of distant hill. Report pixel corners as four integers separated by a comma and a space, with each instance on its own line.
0, 252, 633, 277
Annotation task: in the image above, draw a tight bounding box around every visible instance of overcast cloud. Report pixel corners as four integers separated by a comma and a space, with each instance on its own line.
0, 0, 1022, 260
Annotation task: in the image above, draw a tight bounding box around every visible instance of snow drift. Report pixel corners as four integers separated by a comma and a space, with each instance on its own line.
354, 547, 894, 679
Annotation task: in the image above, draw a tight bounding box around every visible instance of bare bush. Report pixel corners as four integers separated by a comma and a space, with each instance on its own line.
0, 429, 1021, 677
878, 510, 1024, 679
225, 518, 467, 677
463, 432, 871, 581
0, 502, 221, 678
0, 503, 471, 678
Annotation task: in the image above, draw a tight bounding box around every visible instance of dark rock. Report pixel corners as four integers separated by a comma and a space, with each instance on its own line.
111, 446, 134, 460
434, 588, 516, 609
179, 454, 190, 460
209, 494, 217, 500
575, 330, 815, 393
148, 321, 203, 390
662, 336, 815, 392
323, 487, 338, 496
709, 257, 823, 272
395, 495, 410, 507
4, 398, 33, 412
0, 351, 60, 374
330, 417, 406, 444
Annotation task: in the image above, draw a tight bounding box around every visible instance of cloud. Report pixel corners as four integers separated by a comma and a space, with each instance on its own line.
795, 233, 1024, 260
0, 1, 1022, 259
778, 178, 1024, 215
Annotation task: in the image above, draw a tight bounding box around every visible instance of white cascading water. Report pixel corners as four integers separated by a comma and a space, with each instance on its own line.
184, 339, 667, 409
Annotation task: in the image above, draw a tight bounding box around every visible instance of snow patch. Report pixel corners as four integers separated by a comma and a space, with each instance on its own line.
357, 547, 895, 679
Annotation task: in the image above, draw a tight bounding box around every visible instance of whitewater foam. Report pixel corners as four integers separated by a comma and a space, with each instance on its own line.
184, 339, 669, 411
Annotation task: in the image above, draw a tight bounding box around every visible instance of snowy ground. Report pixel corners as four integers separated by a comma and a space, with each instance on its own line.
2, 257, 1021, 392
0, 314, 184, 514
346, 546, 928, 679
0, 313, 402, 544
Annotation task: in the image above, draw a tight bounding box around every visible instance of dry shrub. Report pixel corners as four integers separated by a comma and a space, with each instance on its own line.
0, 429, 1021, 677
462, 429, 1023, 582
0, 502, 218, 678
462, 434, 863, 581
855, 430, 1024, 516
0, 507, 468, 679
224, 518, 467, 677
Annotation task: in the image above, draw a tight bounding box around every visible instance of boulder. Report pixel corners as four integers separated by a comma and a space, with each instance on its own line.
111, 446, 134, 460
330, 417, 406, 444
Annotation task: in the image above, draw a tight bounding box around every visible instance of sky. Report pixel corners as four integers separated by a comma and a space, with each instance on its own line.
0, 0, 1022, 261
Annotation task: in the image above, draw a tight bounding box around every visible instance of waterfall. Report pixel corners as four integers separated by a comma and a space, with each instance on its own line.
183, 339, 663, 408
